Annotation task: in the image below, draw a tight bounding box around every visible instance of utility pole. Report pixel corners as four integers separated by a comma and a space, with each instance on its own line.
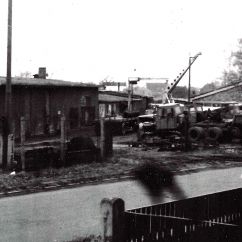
188, 57, 192, 104
3, 0, 13, 169
127, 81, 132, 112
127, 77, 139, 112
185, 52, 202, 151
185, 57, 192, 151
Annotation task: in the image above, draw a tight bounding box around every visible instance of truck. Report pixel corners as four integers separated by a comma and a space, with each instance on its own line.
104, 111, 140, 135
137, 103, 185, 149
136, 53, 202, 147
188, 105, 242, 143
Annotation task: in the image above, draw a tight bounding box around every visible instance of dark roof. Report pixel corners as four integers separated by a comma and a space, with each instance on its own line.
100, 90, 146, 99
192, 81, 242, 101
0, 76, 98, 88
99, 90, 145, 103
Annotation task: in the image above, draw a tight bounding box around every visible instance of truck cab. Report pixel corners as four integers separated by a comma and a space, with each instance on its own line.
155, 103, 184, 131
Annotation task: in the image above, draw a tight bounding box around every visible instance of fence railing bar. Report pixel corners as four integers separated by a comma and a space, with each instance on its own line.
125, 212, 240, 227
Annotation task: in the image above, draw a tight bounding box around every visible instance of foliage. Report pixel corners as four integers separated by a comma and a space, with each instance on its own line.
15, 71, 32, 78
222, 70, 239, 86
123, 86, 153, 97
222, 38, 242, 86
172, 86, 187, 98
199, 81, 221, 94
171, 86, 200, 99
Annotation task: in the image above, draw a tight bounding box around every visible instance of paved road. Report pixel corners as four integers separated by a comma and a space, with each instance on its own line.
1, 167, 242, 242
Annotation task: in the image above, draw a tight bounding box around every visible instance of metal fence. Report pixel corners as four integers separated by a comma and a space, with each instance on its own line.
100, 188, 242, 242
124, 188, 242, 242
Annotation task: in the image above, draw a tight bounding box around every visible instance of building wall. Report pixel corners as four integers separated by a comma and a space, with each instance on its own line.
194, 86, 242, 103
0, 86, 98, 139
99, 97, 149, 117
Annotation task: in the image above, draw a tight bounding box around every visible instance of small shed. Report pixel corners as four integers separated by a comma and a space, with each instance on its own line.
98, 90, 150, 117
0, 76, 99, 140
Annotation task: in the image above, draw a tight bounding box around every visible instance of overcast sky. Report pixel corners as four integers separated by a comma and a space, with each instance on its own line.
0, 0, 241, 88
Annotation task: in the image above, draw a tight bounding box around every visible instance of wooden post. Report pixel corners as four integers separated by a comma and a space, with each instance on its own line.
2, 0, 13, 170
60, 116, 66, 165
100, 117, 105, 160
105, 122, 113, 156
127, 83, 132, 112
20, 116, 26, 171
0, 135, 3, 167
100, 198, 125, 242
7, 134, 14, 168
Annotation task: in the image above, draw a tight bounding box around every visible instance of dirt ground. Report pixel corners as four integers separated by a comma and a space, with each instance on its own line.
0, 133, 242, 196
112, 133, 242, 173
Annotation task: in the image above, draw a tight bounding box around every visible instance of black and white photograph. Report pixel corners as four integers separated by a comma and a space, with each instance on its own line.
0, 0, 242, 241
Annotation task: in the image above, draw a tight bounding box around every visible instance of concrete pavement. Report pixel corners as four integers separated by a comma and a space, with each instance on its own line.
0, 167, 242, 242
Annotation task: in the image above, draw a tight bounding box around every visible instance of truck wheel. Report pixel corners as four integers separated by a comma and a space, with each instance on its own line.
231, 127, 241, 138
207, 127, 223, 141
188, 127, 204, 142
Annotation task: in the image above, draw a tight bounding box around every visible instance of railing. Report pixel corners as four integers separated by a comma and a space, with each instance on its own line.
100, 188, 242, 242
125, 213, 240, 242
127, 188, 242, 223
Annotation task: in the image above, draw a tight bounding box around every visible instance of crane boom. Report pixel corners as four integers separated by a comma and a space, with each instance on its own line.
165, 52, 201, 103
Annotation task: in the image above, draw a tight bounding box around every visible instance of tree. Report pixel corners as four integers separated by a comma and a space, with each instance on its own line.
172, 86, 188, 99
222, 70, 238, 86
222, 38, 242, 86
200, 81, 221, 94
123, 86, 153, 97
15, 71, 32, 78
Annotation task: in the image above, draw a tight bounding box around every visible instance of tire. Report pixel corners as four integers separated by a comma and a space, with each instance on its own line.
207, 127, 223, 141
188, 127, 204, 142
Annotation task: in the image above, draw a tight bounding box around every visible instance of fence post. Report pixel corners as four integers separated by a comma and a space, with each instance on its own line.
100, 118, 105, 160
100, 198, 125, 242
105, 121, 113, 156
0, 135, 3, 167
20, 116, 26, 171
60, 116, 66, 166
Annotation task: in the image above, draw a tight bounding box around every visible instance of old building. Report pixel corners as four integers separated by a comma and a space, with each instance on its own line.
98, 90, 151, 117
192, 81, 242, 104
0, 76, 99, 140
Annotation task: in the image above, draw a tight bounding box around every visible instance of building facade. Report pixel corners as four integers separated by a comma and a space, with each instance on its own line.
98, 90, 151, 117
0, 77, 99, 140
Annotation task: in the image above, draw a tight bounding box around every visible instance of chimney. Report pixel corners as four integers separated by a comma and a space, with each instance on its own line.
38, 67, 48, 79
33, 67, 48, 79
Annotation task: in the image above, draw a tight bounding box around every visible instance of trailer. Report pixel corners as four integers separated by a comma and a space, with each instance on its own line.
188, 112, 242, 143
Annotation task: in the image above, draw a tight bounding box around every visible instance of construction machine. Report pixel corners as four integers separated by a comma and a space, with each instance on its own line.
137, 53, 202, 147
188, 103, 242, 143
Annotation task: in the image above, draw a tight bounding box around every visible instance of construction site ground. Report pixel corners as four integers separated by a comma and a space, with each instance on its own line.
0, 133, 242, 197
